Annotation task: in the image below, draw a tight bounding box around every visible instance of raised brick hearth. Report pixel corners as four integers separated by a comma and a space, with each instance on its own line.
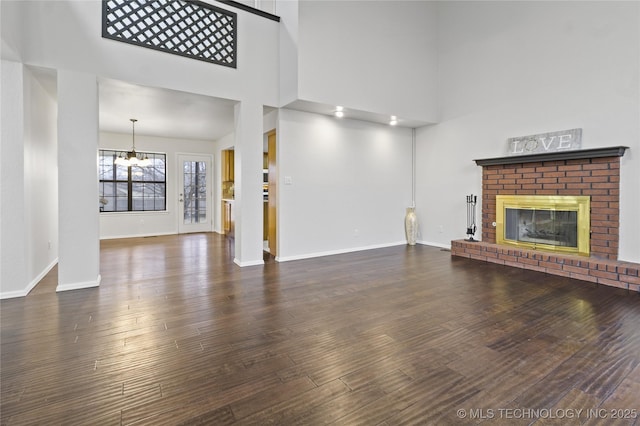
451, 240, 640, 292
451, 147, 640, 292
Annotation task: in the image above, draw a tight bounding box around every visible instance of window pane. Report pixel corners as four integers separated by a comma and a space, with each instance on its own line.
116, 182, 128, 196
143, 183, 154, 211
182, 161, 207, 224
132, 165, 157, 182
99, 162, 113, 180
154, 183, 164, 197
131, 168, 144, 181
102, 182, 114, 197
154, 159, 166, 181
116, 182, 128, 211
116, 198, 128, 211
132, 183, 143, 211
99, 182, 114, 211
115, 163, 129, 180
103, 197, 115, 212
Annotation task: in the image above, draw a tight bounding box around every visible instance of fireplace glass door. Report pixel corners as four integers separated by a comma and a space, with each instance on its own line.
505, 208, 578, 248
496, 195, 590, 256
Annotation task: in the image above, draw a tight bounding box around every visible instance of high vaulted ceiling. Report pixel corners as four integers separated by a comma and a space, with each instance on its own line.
98, 78, 237, 141
31, 68, 427, 142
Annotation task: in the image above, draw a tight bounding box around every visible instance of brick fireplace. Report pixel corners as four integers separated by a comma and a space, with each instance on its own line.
451, 147, 640, 292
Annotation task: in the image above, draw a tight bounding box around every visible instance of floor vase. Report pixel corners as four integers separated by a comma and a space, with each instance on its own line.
405, 207, 417, 246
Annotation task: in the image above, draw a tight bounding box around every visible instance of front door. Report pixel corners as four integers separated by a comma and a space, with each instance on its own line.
178, 154, 213, 234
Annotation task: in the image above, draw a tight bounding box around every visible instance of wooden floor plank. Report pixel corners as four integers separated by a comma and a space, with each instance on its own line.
1, 233, 639, 425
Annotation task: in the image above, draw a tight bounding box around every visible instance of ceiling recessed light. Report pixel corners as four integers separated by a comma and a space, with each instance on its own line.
335, 110, 344, 118
390, 116, 398, 126
336, 106, 344, 112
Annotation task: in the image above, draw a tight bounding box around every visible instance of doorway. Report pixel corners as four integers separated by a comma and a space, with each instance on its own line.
178, 154, 213, 234
267, 130, 277, 257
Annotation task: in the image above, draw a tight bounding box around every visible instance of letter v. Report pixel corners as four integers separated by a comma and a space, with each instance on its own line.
540, 136, 556, 151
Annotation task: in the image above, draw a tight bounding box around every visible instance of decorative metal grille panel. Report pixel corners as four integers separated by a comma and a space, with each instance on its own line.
102, 0, 237, 68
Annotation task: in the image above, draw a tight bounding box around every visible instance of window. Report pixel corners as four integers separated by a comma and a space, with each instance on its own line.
99, 150, 166, 212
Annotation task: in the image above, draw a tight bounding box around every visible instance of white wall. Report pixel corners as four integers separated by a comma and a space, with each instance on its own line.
233, 101, 266, 266
296, 0, 438, 123
99, 132, 217, 239
0, 0, 23, 62
278, 0, 299, 107
0, 63, 57, 299
277, 108, 413, 261
57, 69, 101, 291
416, 1, 640, 262
24, 67, 58, 292
0, 60, 27, 298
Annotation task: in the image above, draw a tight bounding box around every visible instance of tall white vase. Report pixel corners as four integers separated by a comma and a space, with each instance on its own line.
405, 207, 417, 246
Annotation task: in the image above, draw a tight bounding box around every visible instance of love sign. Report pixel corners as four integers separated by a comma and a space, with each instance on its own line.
507, 128, 582, 156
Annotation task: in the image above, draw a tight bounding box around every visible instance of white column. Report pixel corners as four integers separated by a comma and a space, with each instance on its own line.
233, 100, 265, 266
0, 60, 27, 298
57, 70, 100, 291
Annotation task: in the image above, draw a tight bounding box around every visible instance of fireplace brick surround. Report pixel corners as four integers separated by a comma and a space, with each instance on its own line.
482, 156, 620, 259
451, 147, 639, 293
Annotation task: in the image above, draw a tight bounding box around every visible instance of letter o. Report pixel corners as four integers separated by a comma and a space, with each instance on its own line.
525, 139, 538, 151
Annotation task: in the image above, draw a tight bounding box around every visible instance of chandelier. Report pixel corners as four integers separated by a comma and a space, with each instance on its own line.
115, 118, 151, 167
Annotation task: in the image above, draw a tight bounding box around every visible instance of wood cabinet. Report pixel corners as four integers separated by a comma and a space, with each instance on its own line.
222, 149, 234, 182
222, 200, 234, 238
222, 149, 235, 200
263, 201, 268, 241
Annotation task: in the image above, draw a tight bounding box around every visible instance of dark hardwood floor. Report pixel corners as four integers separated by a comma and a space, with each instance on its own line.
1, 233, 639, 425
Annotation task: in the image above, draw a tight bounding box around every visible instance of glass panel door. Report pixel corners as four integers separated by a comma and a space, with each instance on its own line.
178, 154, 212, 234
505, 208, 578, 247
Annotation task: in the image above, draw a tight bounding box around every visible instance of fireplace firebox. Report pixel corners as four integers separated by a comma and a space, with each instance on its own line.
496, 195, 590, 256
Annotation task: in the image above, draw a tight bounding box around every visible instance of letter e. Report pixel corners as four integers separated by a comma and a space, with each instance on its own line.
558, 134, 572, 149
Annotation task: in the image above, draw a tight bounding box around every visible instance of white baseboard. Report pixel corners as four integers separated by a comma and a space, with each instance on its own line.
417, 240, 452, 250
234, 258, 265, 267
0, 258, 58, 300
100, 232, 176, 240
56, 274, 101, 292
275, 241, 407, 263
0, 289, 29, 299
27, 258, 58, 294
